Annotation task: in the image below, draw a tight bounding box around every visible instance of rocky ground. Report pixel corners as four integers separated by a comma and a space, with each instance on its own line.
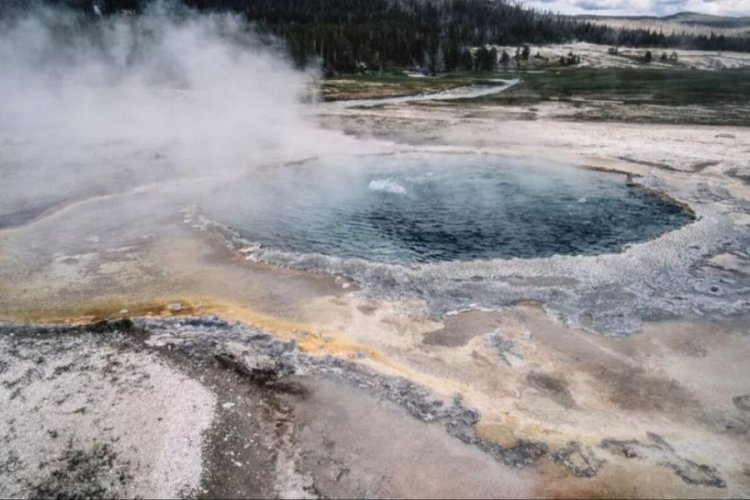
0, 317, 544, 498
2, 316, 745, 498
1, 74, 749, 498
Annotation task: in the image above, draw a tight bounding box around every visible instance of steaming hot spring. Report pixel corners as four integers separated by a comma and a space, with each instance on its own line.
200, 153, 691, 264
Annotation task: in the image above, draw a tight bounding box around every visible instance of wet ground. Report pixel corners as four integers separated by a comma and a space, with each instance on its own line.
1, 85, 750, 498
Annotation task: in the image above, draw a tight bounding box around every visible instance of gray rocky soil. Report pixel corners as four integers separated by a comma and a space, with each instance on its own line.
1, 317, 741, 498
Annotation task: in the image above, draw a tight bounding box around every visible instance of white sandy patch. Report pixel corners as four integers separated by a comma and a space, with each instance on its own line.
490, 42, 750, 70
0, 334, 215, 498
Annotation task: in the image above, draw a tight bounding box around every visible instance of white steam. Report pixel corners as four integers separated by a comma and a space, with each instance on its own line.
368, 178, 407, 195
0, 3, 357, 224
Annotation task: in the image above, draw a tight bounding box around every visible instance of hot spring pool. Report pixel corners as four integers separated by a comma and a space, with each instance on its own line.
201, 154, 691, 264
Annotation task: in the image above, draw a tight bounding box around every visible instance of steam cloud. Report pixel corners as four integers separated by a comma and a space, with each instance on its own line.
0, 2, 354, 225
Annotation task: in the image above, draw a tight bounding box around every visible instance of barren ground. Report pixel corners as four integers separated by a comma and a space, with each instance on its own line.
1, 68, 749, 498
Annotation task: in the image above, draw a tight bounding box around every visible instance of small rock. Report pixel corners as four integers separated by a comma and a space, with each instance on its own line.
550, 441, 605, 478
167, 303, 182, 313
484, 329, 521, 366
222, 402, 235, 410
733, 395, 750, 412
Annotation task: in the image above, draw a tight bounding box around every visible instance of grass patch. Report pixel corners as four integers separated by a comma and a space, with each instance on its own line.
478, 67, 750, 106
322, 67, 750, 125
324, 67, 750, 106
322, 72, 480, 101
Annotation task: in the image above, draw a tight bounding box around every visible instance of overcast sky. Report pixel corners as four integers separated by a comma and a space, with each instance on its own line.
517, 0, 750, 17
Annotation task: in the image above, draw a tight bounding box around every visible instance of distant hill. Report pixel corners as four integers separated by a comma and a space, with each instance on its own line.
662, 12, 750, 29
577, 11, 750, 38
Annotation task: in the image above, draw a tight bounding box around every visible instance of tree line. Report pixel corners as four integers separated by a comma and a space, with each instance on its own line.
39, 0, 750, 72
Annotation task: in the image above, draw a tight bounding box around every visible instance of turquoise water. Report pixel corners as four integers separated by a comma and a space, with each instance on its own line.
201, 154, 691, 264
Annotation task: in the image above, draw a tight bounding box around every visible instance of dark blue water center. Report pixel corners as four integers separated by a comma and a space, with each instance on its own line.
201, 154, 691, 263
